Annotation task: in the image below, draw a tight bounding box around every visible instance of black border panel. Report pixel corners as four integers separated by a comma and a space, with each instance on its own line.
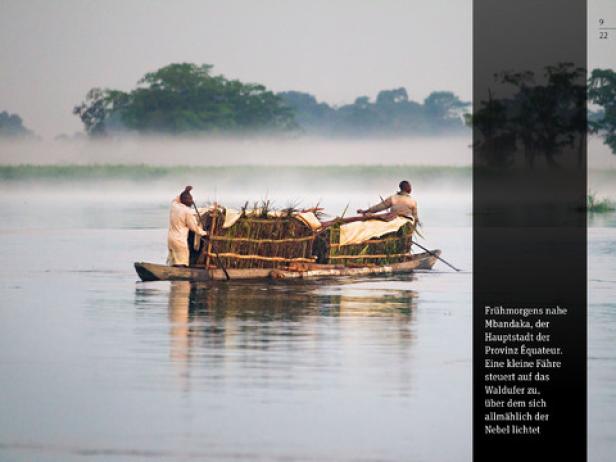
473, 1, 587, 461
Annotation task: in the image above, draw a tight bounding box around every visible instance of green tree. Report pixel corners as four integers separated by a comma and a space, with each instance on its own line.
423, 91, 469, 121
0, 111, 35, 138
376, 88, 409, 105
277, 91, 335, 133
74, 63, 295, 136
470, 63, 586, 168
466, 91, 516, 167
73, 88, 128, 136
589, 68, 616, 154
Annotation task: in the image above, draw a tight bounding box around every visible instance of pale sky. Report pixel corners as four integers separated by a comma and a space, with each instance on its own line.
0, 0, 472, 138
1, 1, 613, 139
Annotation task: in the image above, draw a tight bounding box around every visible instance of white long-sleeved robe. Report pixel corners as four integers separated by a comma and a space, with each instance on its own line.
167, 198, 207, 266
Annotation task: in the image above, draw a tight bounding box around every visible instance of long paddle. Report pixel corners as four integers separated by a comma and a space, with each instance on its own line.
411, 239, 461, 272
192, 203, 231, 281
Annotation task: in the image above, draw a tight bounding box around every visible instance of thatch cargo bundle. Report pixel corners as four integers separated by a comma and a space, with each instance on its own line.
314, 219, 415, 266
195, 204, 417, 270
198, 207, 318, 269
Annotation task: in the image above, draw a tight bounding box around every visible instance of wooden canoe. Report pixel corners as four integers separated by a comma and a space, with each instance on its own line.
134, 250, 441, 282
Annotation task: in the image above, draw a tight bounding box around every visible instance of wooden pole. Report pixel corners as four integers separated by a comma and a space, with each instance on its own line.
205, 208, 216, 270
193, 203, 230, 280
411, 239, 461, 272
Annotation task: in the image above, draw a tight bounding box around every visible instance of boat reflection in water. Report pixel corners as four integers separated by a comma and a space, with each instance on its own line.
137, 277, 419, 396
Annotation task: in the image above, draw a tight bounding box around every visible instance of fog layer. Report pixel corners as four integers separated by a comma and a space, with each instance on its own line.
0, 136, 472, 166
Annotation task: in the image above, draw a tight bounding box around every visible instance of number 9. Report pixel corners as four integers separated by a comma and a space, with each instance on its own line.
599, 18, 604, 25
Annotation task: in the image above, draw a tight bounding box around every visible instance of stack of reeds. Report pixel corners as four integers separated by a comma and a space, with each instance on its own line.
314, 220, 415, 266
199, 203, 317, 269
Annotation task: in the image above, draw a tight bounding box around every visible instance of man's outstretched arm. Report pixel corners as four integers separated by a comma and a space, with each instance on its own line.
357, 196, 392, 214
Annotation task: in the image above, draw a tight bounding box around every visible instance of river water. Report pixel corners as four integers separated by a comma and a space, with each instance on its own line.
0, 181, 613, 462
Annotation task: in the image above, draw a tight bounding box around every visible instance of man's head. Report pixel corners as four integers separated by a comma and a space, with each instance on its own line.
179, 185, 194, 207
399, 180, 412, 194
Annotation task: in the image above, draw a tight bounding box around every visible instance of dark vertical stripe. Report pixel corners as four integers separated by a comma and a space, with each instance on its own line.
473, 1, 587, 461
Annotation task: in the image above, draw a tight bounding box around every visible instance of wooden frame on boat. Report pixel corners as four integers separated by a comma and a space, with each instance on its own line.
195, 208, 317, 269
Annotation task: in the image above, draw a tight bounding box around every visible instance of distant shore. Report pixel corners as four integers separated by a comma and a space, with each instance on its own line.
0, 163, 471, 186
3, 164, 616, 180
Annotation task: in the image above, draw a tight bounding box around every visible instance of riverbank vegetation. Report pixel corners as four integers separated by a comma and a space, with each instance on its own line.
587, 191, 615, 213
0, 164, 471, 183
589, 69, 616, 155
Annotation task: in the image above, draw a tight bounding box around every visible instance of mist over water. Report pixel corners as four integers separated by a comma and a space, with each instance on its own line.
1, 133, 614, 230
0, 135, 473, 166
0, 137, 472, 166
0, 136, 475, 219
1, 133, 614, 173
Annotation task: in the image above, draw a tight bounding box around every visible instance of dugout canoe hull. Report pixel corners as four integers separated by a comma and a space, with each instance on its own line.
134, 250, 441, 282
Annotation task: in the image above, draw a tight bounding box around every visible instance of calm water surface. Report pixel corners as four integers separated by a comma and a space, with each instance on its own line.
0, 190, 613, 461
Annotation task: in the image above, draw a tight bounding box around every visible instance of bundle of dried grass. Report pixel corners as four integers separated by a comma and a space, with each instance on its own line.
195, 201, 415, 270
314, 220, 415, 266
198, 201, 318, 269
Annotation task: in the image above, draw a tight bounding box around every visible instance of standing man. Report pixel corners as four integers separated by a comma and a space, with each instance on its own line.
357, 180, 418, 222
167, 186, 208, 267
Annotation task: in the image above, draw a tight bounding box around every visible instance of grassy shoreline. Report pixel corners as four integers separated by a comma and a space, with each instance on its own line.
0, 164, 472, 182
3, 163, 615, 180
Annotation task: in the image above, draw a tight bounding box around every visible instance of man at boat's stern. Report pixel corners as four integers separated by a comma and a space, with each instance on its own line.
357, 180, 419, 222
167, 186, 208, 267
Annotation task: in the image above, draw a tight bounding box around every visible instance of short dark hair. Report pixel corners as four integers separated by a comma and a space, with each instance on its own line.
180, 185, 193, 206
399, 180, 411, 190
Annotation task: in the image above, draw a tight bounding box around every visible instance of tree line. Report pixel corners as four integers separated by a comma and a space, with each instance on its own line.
72, 63, 470, 137
277, 88, 469, 136
2, 62, 615, 153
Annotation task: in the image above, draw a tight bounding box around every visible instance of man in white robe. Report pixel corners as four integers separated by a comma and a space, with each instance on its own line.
167, 186, 208, 267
